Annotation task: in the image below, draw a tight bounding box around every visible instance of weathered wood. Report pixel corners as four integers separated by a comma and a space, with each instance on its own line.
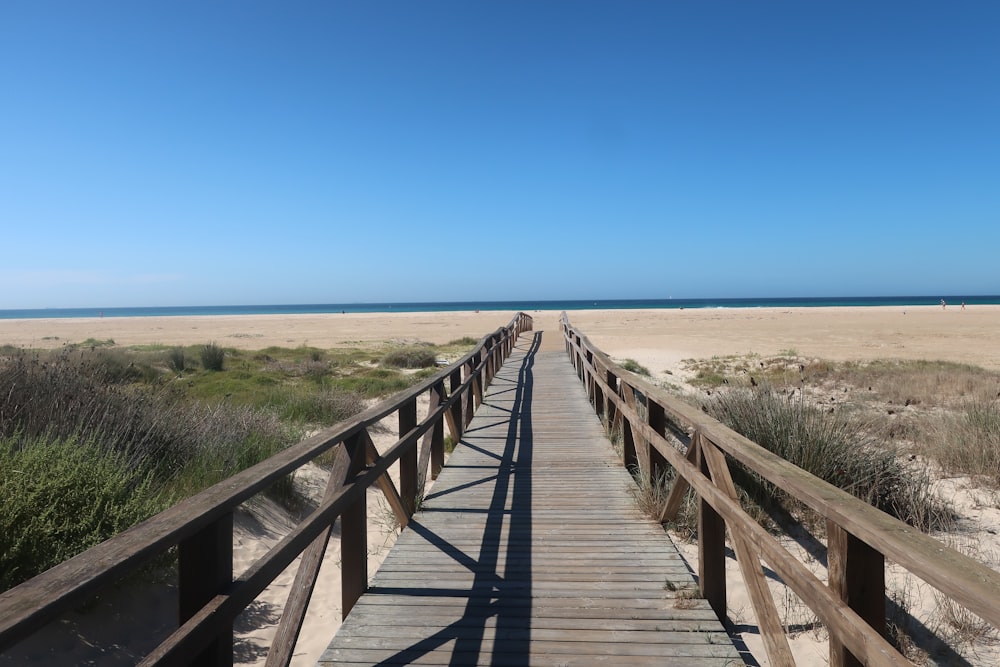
365, 437, 408, 529
429, 384, 446, 479
0, 315, 530, 664
178, 513, 233, 667
659, 437, 699, 523
449, 368, 464, 442
563, 312, 1000, 638
620, 383, 639, 473
418, 381, 445, 486
604, 367, 618, 428
829, 520, 886, 667
696, 433, 726, 620
563, 316, 913, 666
647, 398, 668, 481
320, 337, 740, 666
592, 360, 606, 419
465, 356, 478, 426
701, 439, 795, 667
266, 444, 351, 667
341, 431, 370, 618
398, 397, 418, 516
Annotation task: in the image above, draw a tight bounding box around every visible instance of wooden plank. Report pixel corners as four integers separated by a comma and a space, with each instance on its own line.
341, 430, 370, 618
701, 438, 795, 667
0, 315, 532, 655
398, 397, 418, 517
659, 436, 699, 523
696, 433, 726, 620
563, 314, 1000, 637
178, 513, 233, 667
319, 338, 741, 666
365, 437, 409, 529
265, 443, 351, 667
829, 520, 886, 667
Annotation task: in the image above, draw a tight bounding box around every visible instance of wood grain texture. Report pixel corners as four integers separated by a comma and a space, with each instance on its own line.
319, 332, 742, 666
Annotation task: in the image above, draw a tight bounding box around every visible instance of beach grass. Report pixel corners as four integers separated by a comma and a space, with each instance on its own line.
704, 386, 951, 531
682, 353, 1000, 490
0, 337, 476, 592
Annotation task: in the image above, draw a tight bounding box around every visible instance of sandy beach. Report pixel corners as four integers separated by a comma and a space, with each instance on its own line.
3, 304, 999, 371
4, 305, 1000, 665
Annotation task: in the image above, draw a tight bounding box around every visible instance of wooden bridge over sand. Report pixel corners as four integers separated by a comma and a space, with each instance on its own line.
3, 313, 1000, 666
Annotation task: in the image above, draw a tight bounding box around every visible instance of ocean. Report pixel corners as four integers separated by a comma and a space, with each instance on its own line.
1, 296, 997, 320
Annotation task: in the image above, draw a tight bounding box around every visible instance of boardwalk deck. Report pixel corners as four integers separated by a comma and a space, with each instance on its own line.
319, 332, 743, 666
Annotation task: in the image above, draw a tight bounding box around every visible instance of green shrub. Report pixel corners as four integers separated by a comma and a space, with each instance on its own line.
0, 433, 168, 591
447, 336, 479, 347
269, 387, 366, 424
381, 346, 438, 369
167, 347, 186, 372
200, 343, 225, 371
329, 369, 412, 398
620, 358, 651, 376
0, 344, 377, 590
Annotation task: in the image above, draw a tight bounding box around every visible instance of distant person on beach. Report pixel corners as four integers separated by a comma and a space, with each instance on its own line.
962, 301, 966, 310
941, 299, 947, 309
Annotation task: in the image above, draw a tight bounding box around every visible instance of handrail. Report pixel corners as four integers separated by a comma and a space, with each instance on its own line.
561, 312, 1000, 667
0, 312, 534, 666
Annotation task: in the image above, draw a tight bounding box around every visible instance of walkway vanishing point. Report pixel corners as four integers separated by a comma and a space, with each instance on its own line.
318, 330, 742, 666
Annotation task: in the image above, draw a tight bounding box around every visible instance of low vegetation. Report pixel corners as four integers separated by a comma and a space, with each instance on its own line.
619, 358, 651, 376
0, 336, 477, 592
705, 386, 951, 531
682, 354, 1000, 490
381, 345, 438, 369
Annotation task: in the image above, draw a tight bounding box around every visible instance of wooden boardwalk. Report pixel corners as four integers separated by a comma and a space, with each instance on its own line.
319, 332, 743, 666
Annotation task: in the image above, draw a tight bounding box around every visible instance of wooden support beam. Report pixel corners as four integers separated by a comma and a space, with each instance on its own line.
829, 521, 886, 667
660, 435, 700, 523
341, 431, 369, 618
621, 385, 639, 473
696, 432, 726, 620
398, 397, 418, 517
647, 399, 668, 482
701, 438, 795, 667
178, 513, 233, 667
604, 368, 618, 427
365, 436, 408, 529
266, 444, 351, 667
449, 369, 463, 442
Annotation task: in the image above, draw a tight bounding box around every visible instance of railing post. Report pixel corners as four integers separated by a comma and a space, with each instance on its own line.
697, 434, 727, 620
828, 521, 886, 667
399, 397, 418, 516
341, 431, 369, 618
621, 385, 639, 473
465, 358, 477, 427
585, 350, 595, 403
646, 399, 668, 482
593, 360, 606, 421
449, 368, 463, 442
178, 513, 233, 667
430, 381, 446, 479
605, 369, 619, 429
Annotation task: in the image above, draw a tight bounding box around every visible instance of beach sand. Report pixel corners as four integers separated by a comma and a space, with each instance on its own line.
4, 305, 999, 665
4, 304, 997, 369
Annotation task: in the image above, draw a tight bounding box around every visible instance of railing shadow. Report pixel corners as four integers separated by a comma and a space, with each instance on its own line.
368, 331, 540, 666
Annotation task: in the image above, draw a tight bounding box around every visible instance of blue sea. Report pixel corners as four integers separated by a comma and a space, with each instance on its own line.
1, 296, 997, 320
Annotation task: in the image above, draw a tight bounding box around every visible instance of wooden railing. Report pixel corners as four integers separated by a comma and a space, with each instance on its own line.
562, 313, 1000, 667
0, 312, 533, 666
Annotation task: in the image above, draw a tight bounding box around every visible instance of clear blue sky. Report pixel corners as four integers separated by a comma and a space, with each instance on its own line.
2, 2, 998, 308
